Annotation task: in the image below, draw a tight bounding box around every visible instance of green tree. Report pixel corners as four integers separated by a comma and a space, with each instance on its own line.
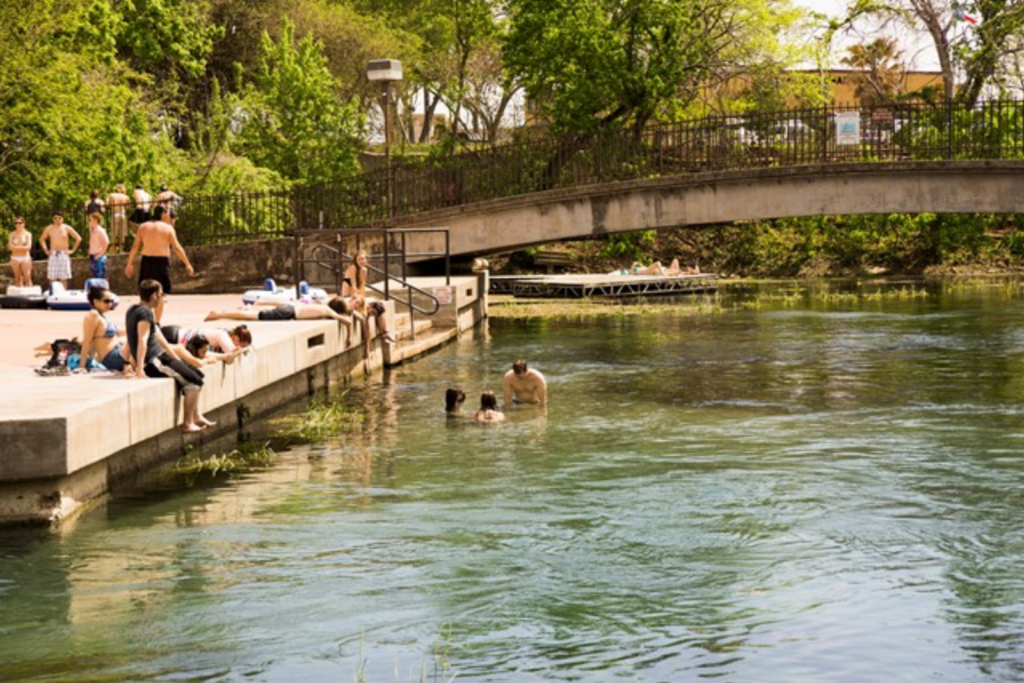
504, 0, 761, 134
0, 0, 182, 215
116, 0, 221, 80
841, 37, 904, 105
235, 18, 365, 182
831, 0, 1024, 105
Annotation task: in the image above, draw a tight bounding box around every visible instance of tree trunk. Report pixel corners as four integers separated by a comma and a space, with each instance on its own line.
419, 88, 439, 143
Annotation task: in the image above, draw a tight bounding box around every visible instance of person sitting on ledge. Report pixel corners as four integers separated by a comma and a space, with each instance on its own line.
80, 285, 130, 373
474, 390, 505, 424
342, 249, 396, 344
127, 279, 210, 433
161, 324, 252, 363
204, 297, 358, 326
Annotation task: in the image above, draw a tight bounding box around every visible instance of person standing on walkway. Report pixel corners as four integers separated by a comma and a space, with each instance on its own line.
106, 183, 131, 250
7, 216, 33, 287
130, 184, 152, 232
126, 279, 209, 433
155, 183, 182, 211
125, 205, 194, 292
84, 189, 105, 216
87, 213, 110, 280
125, 205, 195, 322
39, 212, 81, 288
503, 359, 548, 408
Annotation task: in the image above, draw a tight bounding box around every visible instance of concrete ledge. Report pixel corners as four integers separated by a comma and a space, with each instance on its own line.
0, 278, 486, 526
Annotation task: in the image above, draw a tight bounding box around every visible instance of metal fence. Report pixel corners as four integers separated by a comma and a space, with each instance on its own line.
5, 100, 1024, 256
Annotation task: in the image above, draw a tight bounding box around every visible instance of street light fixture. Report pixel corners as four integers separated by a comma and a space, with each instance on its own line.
367, 59, 402, 219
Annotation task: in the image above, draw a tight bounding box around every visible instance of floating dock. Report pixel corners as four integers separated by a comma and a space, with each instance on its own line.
491, 273, 718, 298
0, 275, 488, 526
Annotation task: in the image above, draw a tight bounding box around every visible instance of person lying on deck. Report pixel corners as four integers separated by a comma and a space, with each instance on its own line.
664, 259, 700, 276
608, 261, 670, 277
204, 298, 358, 326
161, 324, 252, 363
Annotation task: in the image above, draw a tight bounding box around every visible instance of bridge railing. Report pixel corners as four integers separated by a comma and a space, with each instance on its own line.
10, 99, 1019, 253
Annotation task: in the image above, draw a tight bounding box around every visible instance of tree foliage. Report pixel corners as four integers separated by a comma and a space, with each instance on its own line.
503, 0, 805, 134
235, 18, 365, 182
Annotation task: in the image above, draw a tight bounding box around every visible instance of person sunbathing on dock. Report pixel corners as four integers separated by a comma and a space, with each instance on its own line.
664, 259, 700, 276
608, 261, 670, 277
204, 297, 359, 325
503, 359, 548, 408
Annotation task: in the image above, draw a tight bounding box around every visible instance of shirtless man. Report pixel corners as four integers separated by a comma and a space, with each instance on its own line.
125, 205, 194, 321
106, 183, 132, 250
503, 359, 548, 408
39, 212, 82, 288
130, 184, 152, 232
155, 184, 182, 210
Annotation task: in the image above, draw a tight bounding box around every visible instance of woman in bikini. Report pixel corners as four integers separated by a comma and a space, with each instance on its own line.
7, 216, 33, 287
80, 286, 130, 372
342, 249, 396, 344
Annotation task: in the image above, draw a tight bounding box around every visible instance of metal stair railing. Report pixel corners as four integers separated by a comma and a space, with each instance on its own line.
346, 227, 452, 341
294, 227, 452, 342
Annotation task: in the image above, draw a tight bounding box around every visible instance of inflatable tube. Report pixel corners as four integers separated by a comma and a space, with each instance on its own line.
46, 280, 120, 311
241, 280, 328, 305
1, 285, 48, 309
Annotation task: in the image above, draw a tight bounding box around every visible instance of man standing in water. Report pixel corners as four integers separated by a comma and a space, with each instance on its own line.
503, 359, 547, 408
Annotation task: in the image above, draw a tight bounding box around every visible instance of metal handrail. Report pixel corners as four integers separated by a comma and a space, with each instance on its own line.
360, 261, 441, 316
293, 226, 452, 342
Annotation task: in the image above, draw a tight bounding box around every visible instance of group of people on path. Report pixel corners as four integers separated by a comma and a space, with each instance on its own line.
446, 359, 548, 424
7, 184, 189, 290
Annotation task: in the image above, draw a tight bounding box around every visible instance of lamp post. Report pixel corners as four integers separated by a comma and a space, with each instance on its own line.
367, 59, 403, 219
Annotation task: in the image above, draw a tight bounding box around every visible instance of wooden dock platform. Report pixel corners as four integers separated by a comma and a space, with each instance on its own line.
491, 273, 718, 298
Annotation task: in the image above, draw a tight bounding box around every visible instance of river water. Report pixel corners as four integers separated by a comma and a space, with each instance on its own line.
3, 283, 1024, 682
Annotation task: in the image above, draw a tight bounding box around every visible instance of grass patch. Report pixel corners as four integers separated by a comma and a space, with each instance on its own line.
279, 392, 363, 443
487, 294, 722, 320
174, 441, 278, 478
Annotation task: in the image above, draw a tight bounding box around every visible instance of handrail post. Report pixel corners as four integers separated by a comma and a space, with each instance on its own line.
947, 100, 953, 159
293, 233, 302, 290
402, 231, 414, 340
382, 229, 390, 301
445, 230, 451, 286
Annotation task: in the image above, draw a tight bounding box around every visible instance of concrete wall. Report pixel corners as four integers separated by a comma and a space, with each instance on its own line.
386, 160, 1024, 259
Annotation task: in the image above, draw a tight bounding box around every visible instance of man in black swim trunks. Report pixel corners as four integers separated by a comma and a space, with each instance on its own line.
125, 206, 194, 320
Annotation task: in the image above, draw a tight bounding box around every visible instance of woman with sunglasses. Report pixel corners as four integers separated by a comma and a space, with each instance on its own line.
80, 286, 130, 372
7, 216, 33, 287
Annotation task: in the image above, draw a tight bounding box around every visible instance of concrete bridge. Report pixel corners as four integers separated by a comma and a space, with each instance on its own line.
384, 160, 1024, 260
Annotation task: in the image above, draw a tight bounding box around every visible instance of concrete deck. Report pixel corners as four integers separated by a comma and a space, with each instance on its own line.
0, 275, 488, 525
